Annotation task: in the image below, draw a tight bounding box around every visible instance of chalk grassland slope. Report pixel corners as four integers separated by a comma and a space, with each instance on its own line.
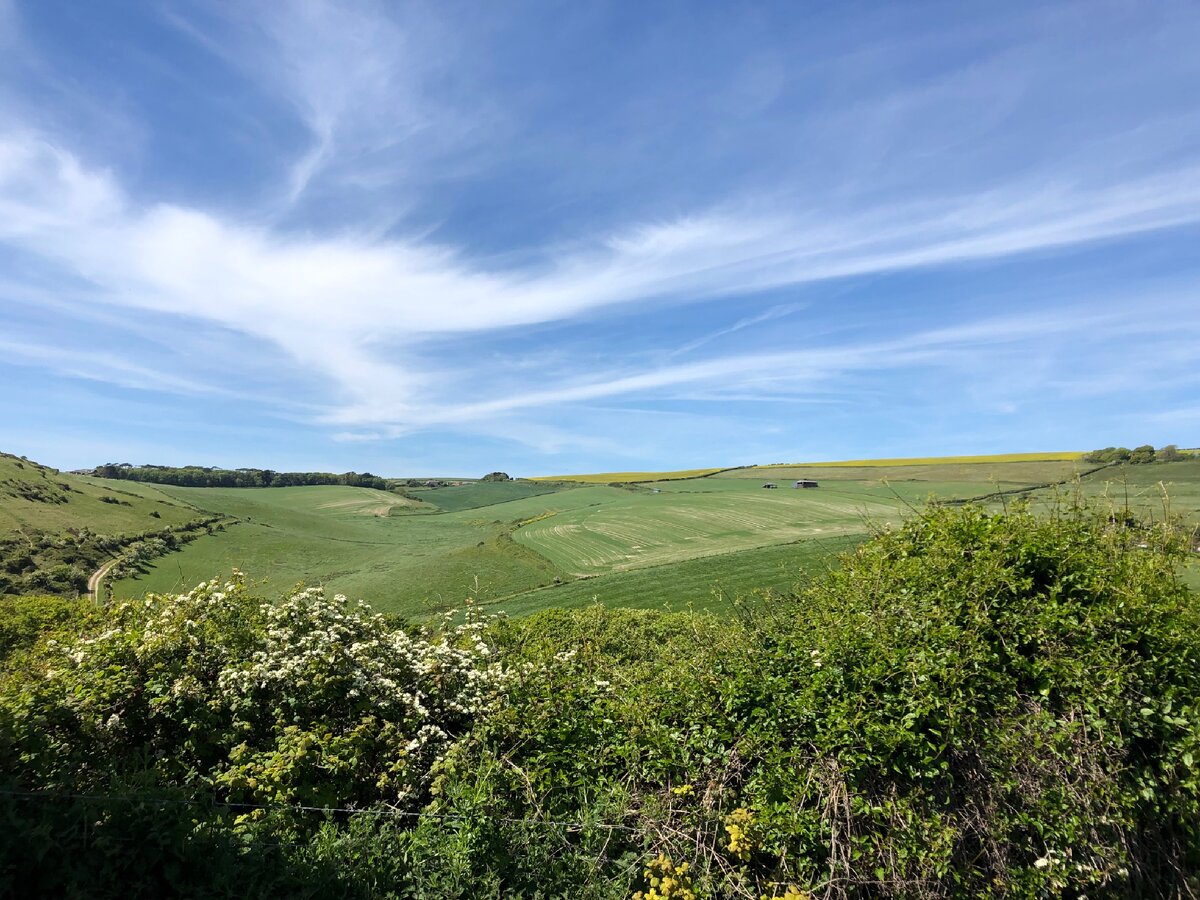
0, 453, 199, 534
527, 467, 729, 484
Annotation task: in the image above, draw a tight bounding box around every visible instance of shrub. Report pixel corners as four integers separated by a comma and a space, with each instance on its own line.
0, 504, 1197, 898
735, 503, 1200, 895
453, 503, 1200, 897
0, 576, 509, 896
0, 593, 87, 665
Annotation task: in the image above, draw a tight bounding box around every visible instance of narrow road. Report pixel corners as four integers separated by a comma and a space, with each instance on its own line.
87, 558, 118, 605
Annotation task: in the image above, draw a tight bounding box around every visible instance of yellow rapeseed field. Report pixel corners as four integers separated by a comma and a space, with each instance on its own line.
530, 453, 1086, 481
759, 452, 1085, 468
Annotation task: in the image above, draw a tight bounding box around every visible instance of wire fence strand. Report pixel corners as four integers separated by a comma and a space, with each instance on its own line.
0, 787, 641, 832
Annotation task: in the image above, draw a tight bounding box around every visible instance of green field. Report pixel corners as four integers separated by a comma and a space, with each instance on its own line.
491, 534, 864, 617
102, 483, 607, 616
511, 478, 916, 574
718, 458, 1095, 485
111, 458, 1190, 618
532, 452, 1086, 483
762, 451, 1085, 467
1073, 459, 1200, 523
406, 480, 564, 511
5, 450, 1197, 619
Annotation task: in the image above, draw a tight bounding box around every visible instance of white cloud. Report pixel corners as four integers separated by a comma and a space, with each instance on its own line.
162, 1, 489, 220
4, 126, 1200, 435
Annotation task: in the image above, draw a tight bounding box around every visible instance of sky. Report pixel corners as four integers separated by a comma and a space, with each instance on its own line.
1, 1, 1199, 477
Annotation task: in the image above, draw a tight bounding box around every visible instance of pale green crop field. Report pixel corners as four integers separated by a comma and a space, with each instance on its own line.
530, 453, 1086, 484
492, 534, 864, 617
513, 478, 967, 575
1070, 459, 1200, 523
762, 452, 1085, 467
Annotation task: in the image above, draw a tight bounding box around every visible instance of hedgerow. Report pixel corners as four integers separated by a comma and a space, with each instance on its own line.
0, 502, 1197, 898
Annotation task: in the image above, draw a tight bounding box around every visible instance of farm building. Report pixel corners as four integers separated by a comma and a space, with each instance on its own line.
793, 479, 819, 489
762, 482, 778, 489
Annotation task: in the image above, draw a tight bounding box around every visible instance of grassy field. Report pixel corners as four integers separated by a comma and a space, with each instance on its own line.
6, 449, 1195, 620
0, 452, 199, 535
408, 480, 564, 511
1071, 459, 1200, 523
512, 479, 913, 575
491, 534, 864, 617
96, 458, 1200, 617
530, 453, 1086, 484
103, 478, 901, 614
718, 458, 1094, 485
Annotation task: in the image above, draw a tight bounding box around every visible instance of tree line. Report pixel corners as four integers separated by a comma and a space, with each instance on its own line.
1083, 443, 1193, 464
89, 464, 392, 490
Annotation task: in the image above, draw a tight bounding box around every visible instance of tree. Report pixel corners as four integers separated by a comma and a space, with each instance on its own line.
1130, 444, 1156, 464
481, 472, 511, 482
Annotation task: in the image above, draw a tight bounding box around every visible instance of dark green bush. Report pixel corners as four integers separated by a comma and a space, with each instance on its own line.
455, 503, 1200, 897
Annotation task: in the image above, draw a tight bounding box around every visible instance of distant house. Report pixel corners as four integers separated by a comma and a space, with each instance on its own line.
793, 479, 819, 489
762, 482, 778, 489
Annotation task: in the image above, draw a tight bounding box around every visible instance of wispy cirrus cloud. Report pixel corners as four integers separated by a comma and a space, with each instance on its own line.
3, 126, 1200, 433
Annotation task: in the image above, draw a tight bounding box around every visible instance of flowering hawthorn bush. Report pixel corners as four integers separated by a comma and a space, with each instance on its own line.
1, 574, 509, 815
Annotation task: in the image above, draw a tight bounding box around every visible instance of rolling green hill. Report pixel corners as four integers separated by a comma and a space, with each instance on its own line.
8, 449, 1198, 617
0, 453, 215, 598
104, 482, 586, 616
0, 453, 200, 534
106, 456, 1193, 618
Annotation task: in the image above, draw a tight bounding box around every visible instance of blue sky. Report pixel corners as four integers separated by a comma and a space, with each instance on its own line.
1, 1, 1198, 476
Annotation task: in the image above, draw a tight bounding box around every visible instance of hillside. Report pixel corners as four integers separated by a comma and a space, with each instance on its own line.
91, 455, 1200, 617
0, 452, 202, 534
9, 450, 1198, 615
0, 453, 218, 598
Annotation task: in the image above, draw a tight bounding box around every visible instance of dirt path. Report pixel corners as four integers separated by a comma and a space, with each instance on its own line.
87, 558, 118, 605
